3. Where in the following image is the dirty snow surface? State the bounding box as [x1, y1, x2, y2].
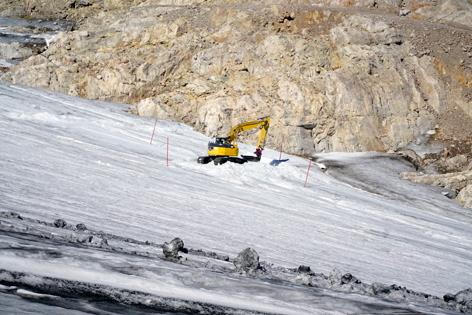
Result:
[1, 82, 471, 314]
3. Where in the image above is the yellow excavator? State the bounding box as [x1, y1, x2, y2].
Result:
[198, 116, 270, 165]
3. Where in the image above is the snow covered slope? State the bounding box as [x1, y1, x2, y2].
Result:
[1, 81, 471, 314]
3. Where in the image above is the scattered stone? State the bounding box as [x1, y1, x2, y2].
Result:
[372, 282, 391, 295]
[100, 238, 112, 249]
[163, 237, 185, 260]
[341, 273, 359, 285]
[442, 190, 457, 199]
[328, 268, 342, 285]
[76, 233, 93, 243]
[455, 288, 472, 305]
[54, 219, 67, 228]
[76, 223, 87, 231]
[234, 248, 260, 271]
[3, 212, 22, 220]
[445, 155, 469, 171]
[298, 265, 311, 273]
[444, 293, 456, 302]
[1, 210, 471, 313]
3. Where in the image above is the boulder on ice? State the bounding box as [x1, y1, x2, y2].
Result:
[76, 223, 88, 231]
[163, 237, 185, 260]
[234, 248, 260, 271]
[54, 219, 67, 228]
[445, 288, 472, 313]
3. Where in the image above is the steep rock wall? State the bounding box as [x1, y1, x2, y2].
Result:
[1, 0, 471, 158]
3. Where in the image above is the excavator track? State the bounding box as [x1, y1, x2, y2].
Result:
[198, 156, 249, 165]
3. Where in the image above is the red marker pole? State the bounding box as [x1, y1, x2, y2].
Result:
[304, 159, 312, 188]
[150, 118, 157, 144]
[279, 134, 284, 161]
[166, 137, 169, 166]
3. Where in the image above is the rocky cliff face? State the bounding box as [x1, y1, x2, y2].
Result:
[1, 2, 472, 167]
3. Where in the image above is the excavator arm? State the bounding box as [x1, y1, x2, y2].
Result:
[226, 116, 270, 148]
[254, 116, 270, 151]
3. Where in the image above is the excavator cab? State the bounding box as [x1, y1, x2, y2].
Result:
[208, 137, 238, 157]
[198, 116, 270, 165]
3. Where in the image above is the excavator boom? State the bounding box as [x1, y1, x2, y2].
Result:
[226, 116, 270, 146]
[198, 116, 270, 165]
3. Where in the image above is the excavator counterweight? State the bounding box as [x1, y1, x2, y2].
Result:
[198, 116, 270, 165]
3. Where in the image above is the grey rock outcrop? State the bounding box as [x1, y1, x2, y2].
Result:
[409, 0, 472, 28]
[0, 42, 33, 60]
[457, 184, 472, 209]
[401, 170, 472, 208]
[402, 170, 472, 192]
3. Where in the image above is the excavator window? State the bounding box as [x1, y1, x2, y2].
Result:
[215, 137, 227, 145]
